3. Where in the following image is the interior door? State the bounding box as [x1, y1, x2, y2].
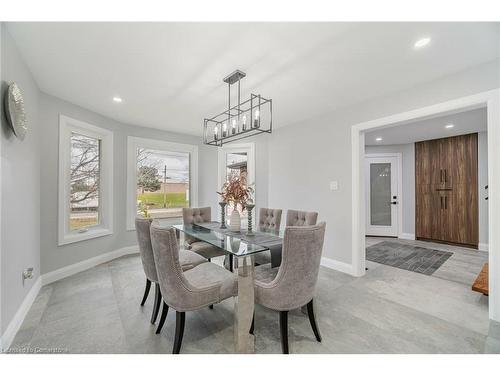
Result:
[365, 155, 400, 237]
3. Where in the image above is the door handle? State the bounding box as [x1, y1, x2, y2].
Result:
[444, 195, 447, 209]
[444, 169, 447, 183]
[390, 201, 398, 205]
[441, 196, 444, 209]
[440, 169, 443, 183]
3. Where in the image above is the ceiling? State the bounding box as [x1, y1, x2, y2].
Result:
[365, 107, 487, 145]
[6, 22, 500, 136]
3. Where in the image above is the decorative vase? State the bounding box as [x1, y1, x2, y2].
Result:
[246, 204, 255, 236]
[229, 209, 241, 232]
[219, 202, 227, 229]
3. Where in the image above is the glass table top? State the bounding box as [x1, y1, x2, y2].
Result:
[173, 222, 283, 257]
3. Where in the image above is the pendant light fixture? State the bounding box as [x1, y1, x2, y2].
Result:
[203, 70, 272, 146]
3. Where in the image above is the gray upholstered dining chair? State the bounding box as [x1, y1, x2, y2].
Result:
[286, 209, 318, 226]
[135, 217, 207, 328]
[251, 223, 326, 354]
[254, 208, 283, 265]
[182, 207, 226, 260]
[150, 223, 238, 354]
[258, 208, 283, 231]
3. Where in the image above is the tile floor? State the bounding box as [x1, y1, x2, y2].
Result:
[7, 237, 500, 354]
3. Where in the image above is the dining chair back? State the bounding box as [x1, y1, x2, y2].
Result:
[285, 209, 318, 227]
[258, 208, 283, 232]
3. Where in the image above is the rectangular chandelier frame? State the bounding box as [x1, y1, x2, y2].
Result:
[203, 70, 272, 147]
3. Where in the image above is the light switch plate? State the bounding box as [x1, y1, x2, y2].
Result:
[330, 181, 339, 191]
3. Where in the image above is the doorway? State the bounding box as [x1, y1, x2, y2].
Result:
[365, 154, 401, 237]
[351, 89, 500, 322]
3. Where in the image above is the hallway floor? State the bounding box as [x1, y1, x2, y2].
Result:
[8, 242, 500, 354]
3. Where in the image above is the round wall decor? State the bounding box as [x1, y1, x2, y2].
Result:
[4, 82, 28, 140]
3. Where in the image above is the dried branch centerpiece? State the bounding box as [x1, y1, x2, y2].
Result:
[217, 173, 254, 232]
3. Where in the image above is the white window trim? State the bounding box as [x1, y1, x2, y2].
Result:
[126, 136, 198, 231]
[217, 142, 256, 224]
[58, 115, 114, 245]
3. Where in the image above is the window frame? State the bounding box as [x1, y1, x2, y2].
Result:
[217, 142, 256, 224]
[126, 136, 198, 231]
[58, 115, 114, 245]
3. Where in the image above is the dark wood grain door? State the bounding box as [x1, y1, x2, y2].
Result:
[416, 184, 440, 240]
[416, 140, 443, 240]
[415, 133, 478, 248]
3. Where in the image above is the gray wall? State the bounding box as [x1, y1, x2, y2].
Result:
[268, 60, 500, 265]
[365, 143, 415, 236]
[39, 92, 203, 274]
[1, 25, 41, 335]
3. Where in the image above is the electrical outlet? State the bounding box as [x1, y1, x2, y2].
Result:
[330, 181, 339, 191]
[23, 267, 34, 281]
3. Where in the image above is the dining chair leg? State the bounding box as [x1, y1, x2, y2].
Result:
[209, 304, 214, 309]
[279, 311, 289, 354]
[140, 279, 151, 306]
[151, 283, 162, 324]
[249, 313, 255, 335]
[173, 311, 186, 354]
[155, 302, 169, 334]
[229, 254, 233, 272]
[306, 299, 322, 342]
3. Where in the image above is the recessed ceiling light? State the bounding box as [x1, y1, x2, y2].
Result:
[414, 37, 431, 49]
[113, 96, 122, 103]
[445, 124, 455, 129]
[375, 137, 383, 142]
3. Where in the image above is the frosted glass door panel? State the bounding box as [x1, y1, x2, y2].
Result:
[370, 163, 391, 226]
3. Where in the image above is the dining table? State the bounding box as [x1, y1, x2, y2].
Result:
[173, 221, 283, 353]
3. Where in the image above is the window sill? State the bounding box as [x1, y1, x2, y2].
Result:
[58, 228, 113, 246]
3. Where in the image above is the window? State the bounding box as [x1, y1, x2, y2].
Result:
[127, 137, 198, 230]
[59, 115, 113, 245]
[218, 143, 255, 221]
[70, 133, 100, 231]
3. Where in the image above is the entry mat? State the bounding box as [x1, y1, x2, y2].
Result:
[366, 241, 453, 275]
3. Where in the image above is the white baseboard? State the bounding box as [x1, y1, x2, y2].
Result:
[399, 233, 416, 240]
[0, 277, 42, 351]
[320, 257, 354, 275]
[42, 245, 139, 286]
[479, 243, 489, 252]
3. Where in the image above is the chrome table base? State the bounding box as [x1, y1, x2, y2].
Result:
[234, 255, 255, 353]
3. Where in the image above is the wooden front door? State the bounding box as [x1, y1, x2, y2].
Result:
[415, 133, 478, 248]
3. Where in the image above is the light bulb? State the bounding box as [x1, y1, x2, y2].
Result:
[222, 122, 227, 137]
[253, 110, 260, 128]
[231, 119, 236, 134]
[242, 115, 247, 131]
[214, 126, 218, 140]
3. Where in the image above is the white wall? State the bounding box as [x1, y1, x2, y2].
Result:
[365, 143, 415, 237]
[1, 25, 41, 336]
[268, 60, 500, 268]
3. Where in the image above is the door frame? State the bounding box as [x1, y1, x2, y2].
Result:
[351, 88, 500, 322]
[217, 142, 256, 224]
[365, 153, 403, 238]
